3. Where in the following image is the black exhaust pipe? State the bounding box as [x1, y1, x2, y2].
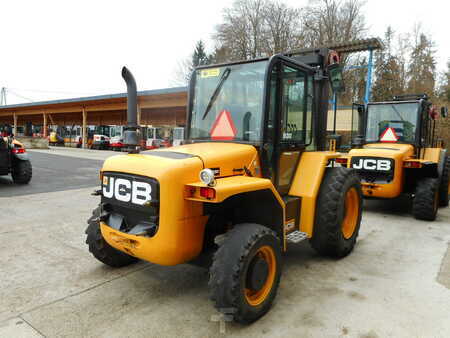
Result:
[121, 66, 140, 153]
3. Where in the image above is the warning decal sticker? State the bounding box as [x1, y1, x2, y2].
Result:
[380, 127, 399, 142]
[210, 110, 237, 140]
[200, 68, 220, 78]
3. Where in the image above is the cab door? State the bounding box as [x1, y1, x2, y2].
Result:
[269, 63, 313, 195]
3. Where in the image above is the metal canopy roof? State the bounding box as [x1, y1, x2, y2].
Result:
[0, 86, 187, 110]
[289, 37, 383, 55]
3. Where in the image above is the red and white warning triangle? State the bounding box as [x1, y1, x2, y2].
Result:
[210, 110, 237, 140]
[380, 127, 399, 142]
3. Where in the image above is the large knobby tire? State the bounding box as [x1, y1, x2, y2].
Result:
[310, 167, 363, 258]
[438, 156, 450, 207]
[209, 224, 282, 324]
[413, 177, 439, 221]
[85, 207, 139, 267]
[11, 160, 32, 184]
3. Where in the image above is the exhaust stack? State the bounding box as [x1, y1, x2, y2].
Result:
[121, 66, 140, 153]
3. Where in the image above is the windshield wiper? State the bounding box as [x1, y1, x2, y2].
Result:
[201, 67, 231, 120]
[390, 104, 404, 121]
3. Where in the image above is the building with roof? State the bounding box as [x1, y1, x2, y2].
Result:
[0, 87, 188, 147]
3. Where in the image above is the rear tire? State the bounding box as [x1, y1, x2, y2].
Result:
[85, 207, 139, 267]
[438, 156, 450, 207]
[413, 177, 439, 221]
[310, 167, 362, 258]
[209, 223, 282, 324]
[11, 160, 32, 184]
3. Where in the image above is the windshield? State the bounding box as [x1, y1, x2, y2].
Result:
[110, 126, 122, 137]
[366, 102, 419, 143]
[189, 61, 267, 142]
[95, 126, 111, 136]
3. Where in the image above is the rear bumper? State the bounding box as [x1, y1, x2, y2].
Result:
[100, 219, 206, 266]
[361, 182, 400, 198]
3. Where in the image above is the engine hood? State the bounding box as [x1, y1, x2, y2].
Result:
[145, 142, 260, 177]
[349, 143, 414, 159]
[101, 142, 260, 187]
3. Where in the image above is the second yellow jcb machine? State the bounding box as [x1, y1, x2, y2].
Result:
[85, 48, 364, 323]
[340, 94, 449, 221]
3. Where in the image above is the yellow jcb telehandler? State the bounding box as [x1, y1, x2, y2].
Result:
[339, 94, 449, 221]
[86, 48, 364, 323]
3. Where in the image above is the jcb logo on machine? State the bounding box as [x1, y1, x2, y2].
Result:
[352, 158, 392, 171]
[102, 176, 152, 205]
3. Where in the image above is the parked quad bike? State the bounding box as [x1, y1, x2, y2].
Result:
[0, 136, 32, 184]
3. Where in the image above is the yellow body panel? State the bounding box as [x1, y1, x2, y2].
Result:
[422, 147, 441, 163]
[100, 151, 208, 265]
[288, 151, 340, 237]
[186, 176, 282, 204]
[348, 143, 415, 198]
[99, 142, 262, 265]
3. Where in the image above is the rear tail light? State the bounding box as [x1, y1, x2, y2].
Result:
[404, 161, 422, 168]
[12, 148, 25, 154]
[335, 158, 348, 166]
[200, 187, 216, 199]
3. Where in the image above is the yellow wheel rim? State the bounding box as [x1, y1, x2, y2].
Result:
[244, 246, 276, 306]
[342, 187, 359, 239]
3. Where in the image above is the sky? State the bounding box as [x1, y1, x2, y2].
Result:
[1, 0, 448, 105]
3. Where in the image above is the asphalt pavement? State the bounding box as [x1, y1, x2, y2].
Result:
[0, 150, 103, 197]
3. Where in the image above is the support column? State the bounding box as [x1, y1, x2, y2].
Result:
[364, 48, 374, 106]
[43, 113, 47, 138]
[13, 113, 17, 136]
[82, 108, 87, 149]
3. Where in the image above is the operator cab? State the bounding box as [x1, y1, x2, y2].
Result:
[188, 50, 340, 194]
[351, 94, 441, 148]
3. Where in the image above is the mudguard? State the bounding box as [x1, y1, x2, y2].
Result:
[12, 153, 29, 161]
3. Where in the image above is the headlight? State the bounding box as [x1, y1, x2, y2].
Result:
[199, 168, 216, 186]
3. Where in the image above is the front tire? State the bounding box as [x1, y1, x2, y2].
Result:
[413, 177, 439, 221]
[310, 167, 363, 258]
[11, 160, 32, 184]
[439, 156, 450, 207]
[209, 224, 282, 324]
[85, 207, 139, 267]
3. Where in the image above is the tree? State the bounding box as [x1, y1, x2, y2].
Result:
[437, 60, 450, 104]
[371, 27, 405, 101]
[407, 27, 436, 97]
[192, 40, 210, 68]
[213, 0, 302, 62]
[301, 0, 367, 49]
[299, 0, 367, 104]
[172, 40, 210, 86]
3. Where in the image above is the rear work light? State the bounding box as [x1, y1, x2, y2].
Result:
[12, 148, 25, 154]
[200, 187, 216, 200]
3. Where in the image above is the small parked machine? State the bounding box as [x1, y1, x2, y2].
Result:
[0, 136, 32, 184]
[340, 94, 449, 220]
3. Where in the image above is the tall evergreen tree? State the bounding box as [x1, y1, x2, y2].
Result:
[407, 32, 436, 97]
[191, 40, 210, 69]
[372, 27, 404, 101]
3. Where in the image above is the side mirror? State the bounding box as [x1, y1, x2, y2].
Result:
[328, 63, 344, 93]
[441, 106, 448, 118]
